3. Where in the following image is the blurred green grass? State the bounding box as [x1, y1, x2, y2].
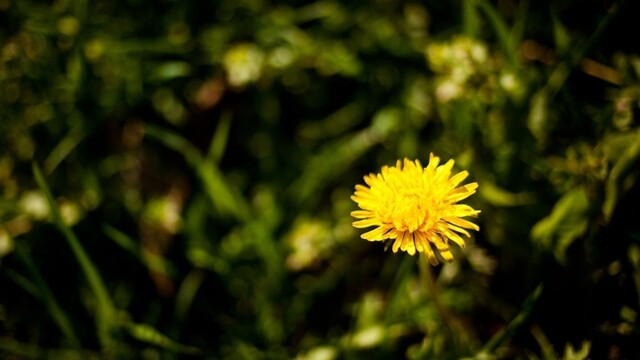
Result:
[1, 0, 640, 359]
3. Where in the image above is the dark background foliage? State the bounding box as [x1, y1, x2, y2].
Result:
[1, 0, 640, 358]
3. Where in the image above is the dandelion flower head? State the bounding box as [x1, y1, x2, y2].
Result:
[351, 154, 480, 265]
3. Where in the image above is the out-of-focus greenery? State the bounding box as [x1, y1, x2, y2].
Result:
[1, 0, 640, 358]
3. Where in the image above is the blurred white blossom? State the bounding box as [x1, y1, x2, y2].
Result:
[223, 43, 265, 87]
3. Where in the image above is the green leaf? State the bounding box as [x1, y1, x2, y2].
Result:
[603, 130, 640, 221]
[527, 90, 551, 146]
[562, 341, 591, 360]
[148, 61, 192, 81]
[478, 181, 535, 207]
[531, 186, 590, 263]
[530, 325, 557, 360]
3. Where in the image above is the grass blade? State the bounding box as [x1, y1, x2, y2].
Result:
[14, 240, 81, 349]
[123, 322, 202, 356]
[477, 0, 519, 70]
[544, 0, 625, 99]
[144, 123, 250, 221]
[482, 284, 543, 353]
[174, 269, 206, 324]
[0, 337, 41, 358]
[102, 224, 177, 277]
[43, 114, 88, 175]
[0, 337, 91, 359]
[32, 162, 116, 350]
[144, 123, 202, 167]
[207, 110, 232, 164]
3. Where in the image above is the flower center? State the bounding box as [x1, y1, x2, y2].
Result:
[391, 188, 430, 232]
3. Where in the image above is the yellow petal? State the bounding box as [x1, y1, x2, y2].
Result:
[446, 223, 471, 237]
[351, 210, 373, 219]
[393, 231, 406, 252]
[361, 226, 391, 241]
[445, 183, 478, 203]
[352, 218, 381, 228]
[446, 204, 480, 218]
[424, 243, 439, 265]
[443, 216, 480, 231]
[442, 228, 466, 248]
[434, 159, 455, 182]
[351, 198, 377, 210]
[405, 237, 416, 255]
[439, 249, 454, 262]
[401, 232, 415, 253]
[427, 153, 440, 170]
[448, 170, 469, 188]
[352, 193, 375, 202]
[355, 184, 370, 192]
[353, 190, 374, 199]
[430, 233, 450, 251]
[363, 174, 378, 186]
[387, 229, 400, 239]
[425, 231, 447, 247]
[414, 231, 427, 252]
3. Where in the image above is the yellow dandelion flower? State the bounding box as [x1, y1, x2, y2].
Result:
[351, 154, 480, 265]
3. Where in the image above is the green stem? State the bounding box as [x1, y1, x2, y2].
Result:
[418, 255, 475, 353]
[462, 0, 479, 37]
